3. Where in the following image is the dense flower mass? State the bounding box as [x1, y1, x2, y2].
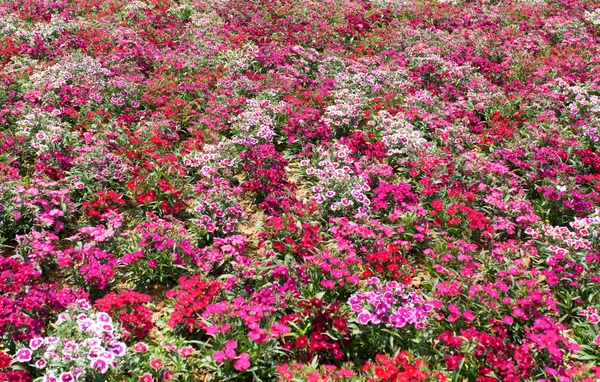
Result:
[349, 278, 434, 329]
[1, 0, 600, 380]
[14, 301, 127, 381]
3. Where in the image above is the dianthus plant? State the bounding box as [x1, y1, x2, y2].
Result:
[13, 299, 128, 382]
[349, 278, 434, 329]
[298, 142, 371, 220]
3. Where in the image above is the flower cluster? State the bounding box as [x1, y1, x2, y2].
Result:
[349, 278, 434, 329]
[281, 299, 351, 362]
[361, 352, 437, 382]
[94, 291, 154, 341]
[0, 255, 84, 343]
[14, 301, 127, 381]
[166, 276, 222, 332]
[191, 177, 247, 237]
[299, 142, 372, 219]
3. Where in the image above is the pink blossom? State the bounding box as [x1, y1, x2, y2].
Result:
[233, 353, 251, 371]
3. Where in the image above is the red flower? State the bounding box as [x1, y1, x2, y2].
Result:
[444, 354, 464, 370]
[295, 336, 308, 348]
[431, 199, 444, 211]
[0, 352, 11, 369]
[136, 191, 157, 204]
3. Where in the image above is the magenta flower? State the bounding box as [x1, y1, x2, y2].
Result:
[247, 327, 266, 343]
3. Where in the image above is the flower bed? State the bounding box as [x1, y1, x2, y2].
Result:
[1, 0, 600, 380]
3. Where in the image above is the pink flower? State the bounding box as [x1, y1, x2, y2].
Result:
[59, 372, 75, 382]
[224, 346, 237, 360]
[339, 369, 353, 377]
[97, 312, 112, 323]
[269, 323, 290, 337]
[121, 251, 143, 264]
[447, 304, 461, 322]
[150, 358, 163, 370]
[206, 324, 219, 336]
[463, 310, 475, 322]
[133, 342, 149, 352]
[29, 337, 44, 350]
[148, 260, 158, 268]
[357, 311, 371, 325]
[233, 353, 251, 371]
[16, 348, 32, 362]
[109, 342, 127, 357]
[248, 327, 267, 343]
[594, 335, 600, 346]
[91, 358, 109, 374]
[179, 346, 194, 358]
[139, 373, 154, 382]
[213, 350, 225, 363]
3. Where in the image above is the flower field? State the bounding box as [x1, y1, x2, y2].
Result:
[1, 0, 600, 380]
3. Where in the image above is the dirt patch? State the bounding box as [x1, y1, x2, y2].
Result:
[238, 199, 264, 256]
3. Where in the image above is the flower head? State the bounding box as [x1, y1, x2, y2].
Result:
[233, 353, 251, 371]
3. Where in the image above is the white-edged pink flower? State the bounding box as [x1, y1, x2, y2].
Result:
[44, 350, 59, 360]
[91, 358, 109, 374]
[100, 323, 114, 333]
[132, 342, 149, 353]
[109, 342, 127, 357]
[97, 312, 112, 324]
[78, 319, 93, 331]
[59, 372, 75, 382]
[149, 357, 163, 370]
[77, 299, 91, 310]
[87, 346, 103, 360]
[15, 348, 32, 362]
[86, 338, 102, 348]
[30, 337, 44, 350]
[99, 351, 115, 361]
